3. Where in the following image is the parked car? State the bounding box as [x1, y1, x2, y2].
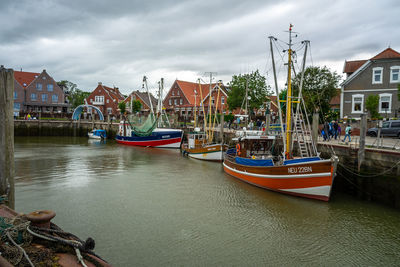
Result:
[367, 120, 400, 137]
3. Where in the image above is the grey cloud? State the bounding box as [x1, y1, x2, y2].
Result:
[1, 0, 399, 94]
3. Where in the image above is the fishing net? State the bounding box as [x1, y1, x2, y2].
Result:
[126, 113, 159, 137]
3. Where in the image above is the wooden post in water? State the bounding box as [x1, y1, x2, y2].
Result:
[220, 113, 224, 144]
[358, 113, 366, 172]
[312, 112, 319, 145]
[0, 66, 15, 209]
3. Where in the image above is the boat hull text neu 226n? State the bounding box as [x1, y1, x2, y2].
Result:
[223, 25, 338, 201]
[116, 126, 183, 148]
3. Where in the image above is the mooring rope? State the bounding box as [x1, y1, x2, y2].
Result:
[5, 227, 34, 267]
[338, 160, 400, 178]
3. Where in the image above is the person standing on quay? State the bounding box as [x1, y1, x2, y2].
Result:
[333, 121, 339, 140]
[343, 124, 352, 142]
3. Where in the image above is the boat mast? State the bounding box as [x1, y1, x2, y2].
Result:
[193, 90, 197, 128]
[245, 78, 249, 127]
[208, 72, 213, 142]
[143, 76, 154, 116]
[285, 24, 294, 158]
[268, 36, 287, 154]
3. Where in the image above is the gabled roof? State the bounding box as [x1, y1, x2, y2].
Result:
[175, 80, 219, 105]
[371, 48, 400, 60]
[14, 71, 40, 88]
[343, 60, 367, 74]
[127, 90, 157, 109]
[101, 85, 125, 101]
[343, 48, 400, 74]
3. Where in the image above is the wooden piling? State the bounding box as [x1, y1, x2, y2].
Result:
[0, 67, 15, 208]
[358, 113, 366, 172]
[220, 113, 224, 144]
[312, 113, 319, 144]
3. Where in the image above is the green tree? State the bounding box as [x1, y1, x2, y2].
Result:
[291, 66, 340, 121]
[398, 84, 400, 101]
[118, 101, 126, 115]
[57, 80, 89, 108]
[366, 94, 379, 119]
[227, 70, 271, 111]
[131, 100, 142, 113]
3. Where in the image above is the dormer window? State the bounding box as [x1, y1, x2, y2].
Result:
[372, 67, 383, 84]
[390, 66, 400, 83]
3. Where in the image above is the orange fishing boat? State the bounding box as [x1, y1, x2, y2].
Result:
[223, 25, 339, 201]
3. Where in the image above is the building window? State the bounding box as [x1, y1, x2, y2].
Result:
[221, 96, 225, 105]
[106, 99, 109, 103]
[379, 93, 392, 113]
[211, 96, 215, 105]
[177, 91, 180, 96]
[107, 108, 112, 114]
[90, 99, 93, 103]
[42, 94, 48, 102]
[174, 99, 177, 105]
[372, 67, 383, 84]
[14, 103, 20, 110]
[169, 99, 172, 105]
[36, 83, 42, 90]
[180, 98, 183, 105]
[47, 84, 53, 91]
[95, 96, 104, 103]
[351, 94, 364, 113]
[31, 93, 37, 101]
[390, 66, 400, 83]
[52, 94, 58, 103]
[14, 91, 17, 99]
[172, 91, 174, 96]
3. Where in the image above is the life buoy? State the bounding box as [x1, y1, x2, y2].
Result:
[236, 143, 241, 156]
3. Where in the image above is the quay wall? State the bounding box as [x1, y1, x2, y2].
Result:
[14, 120, 119, 138]
[14, 121, 400, 208]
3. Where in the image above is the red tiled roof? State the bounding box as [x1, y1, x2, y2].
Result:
[176, 80, 215, 105]
[14, 70, 40, 88]
[102, 85, 124, 101]
[371, 48, 400, 60]
[343, 60, 367, 74]
[329, 89, 341, 106]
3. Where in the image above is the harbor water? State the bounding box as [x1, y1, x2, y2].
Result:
[14, 137, 400, 266]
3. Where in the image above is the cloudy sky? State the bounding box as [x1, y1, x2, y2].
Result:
[1, 0, 399, 96]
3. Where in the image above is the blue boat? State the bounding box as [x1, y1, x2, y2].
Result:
[88, 129, 107, 139]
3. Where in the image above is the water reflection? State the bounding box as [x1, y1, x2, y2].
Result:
[14, 137, 400, 266]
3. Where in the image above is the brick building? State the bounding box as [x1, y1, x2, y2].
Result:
[85, 82, 125, 118]
[124, 90, 158, 114]
[13, 69, 68, 115]
[163, 79, 228, 118]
